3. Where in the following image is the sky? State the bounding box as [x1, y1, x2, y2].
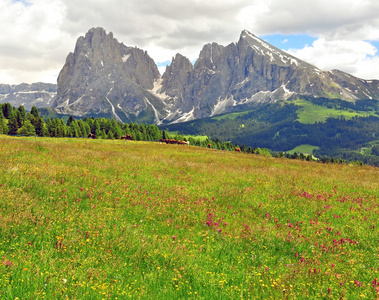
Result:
[1, 0, 379, 84]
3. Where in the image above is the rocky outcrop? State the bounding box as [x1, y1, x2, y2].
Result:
[0, 83, 56, 110]
[53, 27, 165, 123]
[51, 27, 379, 124]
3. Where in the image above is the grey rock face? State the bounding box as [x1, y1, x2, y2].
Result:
[51, 28, 379, 124]
[53, 27, 165, 123]
[0, 83, 56, 110]
[327, 69, 379, 100]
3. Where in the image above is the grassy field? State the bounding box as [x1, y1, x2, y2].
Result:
[165, 132, 209, 142]
[1, 136, 379, 299]
[288, 99, 376, 124]
[286, 144, 320, 155]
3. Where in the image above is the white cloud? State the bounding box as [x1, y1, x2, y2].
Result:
[0, 0, 379, 84]
[287, 39, 379, 80]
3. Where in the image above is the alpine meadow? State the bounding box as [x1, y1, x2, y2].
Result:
[1, 136, 378, 299]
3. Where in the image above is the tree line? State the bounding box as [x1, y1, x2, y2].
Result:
[1, 102, 375, 166]
[0, 103, 163, 141]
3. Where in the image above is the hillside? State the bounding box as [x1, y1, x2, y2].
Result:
[1, 136, 378, 299]
[163, 97, 379, 165]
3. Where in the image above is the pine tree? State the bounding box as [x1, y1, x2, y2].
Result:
[17, 120, 36, 136]
[2, 103, 13, 119]
[94, 120, 101, 136]
[16, 110, 23, 128]
[0, 110, 7, 134]
[107, 130, 114, 139]
[114, 126, 122, 139]
[17, 106, 26, 123]
[0, 119, 8, 134]
[78, 120, 90, 137]
[33, 117, 44, 136]
[66, 115, 74, 126]
[41, 124, 49, 137]
[8, 116, 19, 135]
[31, 106, 39, 118]
[45, 117, 53, 137]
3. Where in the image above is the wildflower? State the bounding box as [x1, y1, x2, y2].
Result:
[355, 280, 362, 287]
[172, 236, 177, 241]
[3, 260, 13, 267]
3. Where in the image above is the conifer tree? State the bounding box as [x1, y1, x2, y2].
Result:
[17, 120, 36, 136]
[114, 126, 122, 139]
[33, 117, 44, 136]
[0, 110, 7, 134]
[31, 106, 39, 118]
[66, 115, 74, 126]
[17, 106, 26, 123]
[2, 103, 13, 119]
[107, 130, 114, 139]
[8, 116, 19, 135]
[94, 120, 101, 137]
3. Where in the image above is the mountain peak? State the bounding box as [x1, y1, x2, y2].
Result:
[86, 27, 107, 36]
[240, 29, 256, 38]
[51, 27, 379, 125]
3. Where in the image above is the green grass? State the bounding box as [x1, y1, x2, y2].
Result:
[286, 144, 320, 155]
[211, 110, 252, 121]
[166, 131, 209, 141]
[1, 136, 379, 299]
[288, 99, 376, 124]
[324, 91, 341, 99]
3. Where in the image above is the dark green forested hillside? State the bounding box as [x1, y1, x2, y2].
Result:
[162, 98, 379, 166]
[0, 103, 163, 141]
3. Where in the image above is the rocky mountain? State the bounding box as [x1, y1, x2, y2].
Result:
[0, 83, 56, 111]
[51, 28, 379, 124]
[53, 27, 165, 123]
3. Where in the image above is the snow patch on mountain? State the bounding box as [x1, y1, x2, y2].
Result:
[122, 54, 130, 62]
[105, 97, 123, 122]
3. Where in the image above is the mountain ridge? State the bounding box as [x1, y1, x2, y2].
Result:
[1, 27, 379, 124]
[0, 82, 57, 110]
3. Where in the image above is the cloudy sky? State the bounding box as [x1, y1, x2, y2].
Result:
[1, 0, 379, 84]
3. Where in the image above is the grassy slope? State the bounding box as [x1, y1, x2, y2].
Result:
[1, 136, 379, 299]
[165, 131, 209, 142]
[288, 99, 376, 124]
[286, 144, 320, 155]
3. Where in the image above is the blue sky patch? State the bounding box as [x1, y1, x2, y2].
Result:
[260, 34, 317, 50]
[12, 0, 31, 6]
[156, 60, 171, 67]
[367, 40, 379, 56]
